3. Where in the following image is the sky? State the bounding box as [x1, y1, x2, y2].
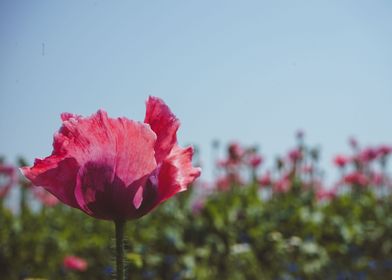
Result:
[1, 0, 392, 183]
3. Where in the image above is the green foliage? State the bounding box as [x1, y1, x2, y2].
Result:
[1, 183, 391, 279]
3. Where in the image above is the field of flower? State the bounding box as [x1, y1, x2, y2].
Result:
[1, 131, 391, 280]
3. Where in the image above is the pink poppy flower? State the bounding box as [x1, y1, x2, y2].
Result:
[228, 142, 244, 162]
[248, 154, 263, 168]
[21, 97, 201, 220]
[0, 164, 18, 198]
[273, 177, 291, 193]
[344, 171, 368, 187]
[288, 148, 302, 162]
[216, 176, 231, 191]
[333, 155, 349, 168]
[259, 171, 272, 187]
[377, 145, 392, 157]
[215, 174, 243, 191]
[359, 147, 378, 163]
[370, 172, 385, 186]
[63, 255, 88, 271]
[316, 187, 337, 202]
[217, 159, 239, 169]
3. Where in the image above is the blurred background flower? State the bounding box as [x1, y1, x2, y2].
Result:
[63, 255, 88, 272]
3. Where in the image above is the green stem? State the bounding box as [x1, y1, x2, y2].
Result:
[115, 220, 126, 280]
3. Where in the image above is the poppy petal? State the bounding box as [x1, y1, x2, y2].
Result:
[144, 96, 180, 163]
[21, 156, 80, 208]
[74, 161, 150, 220]
[55, 109, 157, 186]
[156, 145, 201, 204]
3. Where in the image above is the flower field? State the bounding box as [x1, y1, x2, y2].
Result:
[1, 132, 392, 279]
[2, 0, 391, 278]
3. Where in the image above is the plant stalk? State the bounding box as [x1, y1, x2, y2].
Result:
[115, 219, 126, 280]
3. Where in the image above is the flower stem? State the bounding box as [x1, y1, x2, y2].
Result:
[115, 219, 126, 280]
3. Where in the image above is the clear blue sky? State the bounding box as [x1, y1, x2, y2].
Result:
[1, 0, 391, 183]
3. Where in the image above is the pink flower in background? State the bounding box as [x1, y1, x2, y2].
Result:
[21, 96, 201, 220]
[344, 171, 368, 187]
[288, 148, 302, 162]
[370, 172, 385, 186]
[359, 147, 378, 163]
[333, 155, 349, 168]
[248, 154, 263, 168]
[304, 179, 323, 191]
[63, 255, 88, 271]
[216, 176, 231, 191]
[274, 177, 291, 193]
[217, 159, 239, 169]
[259, 171, 272, 187]
[33, 187, 60, 207]
[377, 145, 392, 157]
[0, 164, 18, 198]
[216, 174, 243, 191]
[316, 187, 337, 202]
[228, 142, 244, 162]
